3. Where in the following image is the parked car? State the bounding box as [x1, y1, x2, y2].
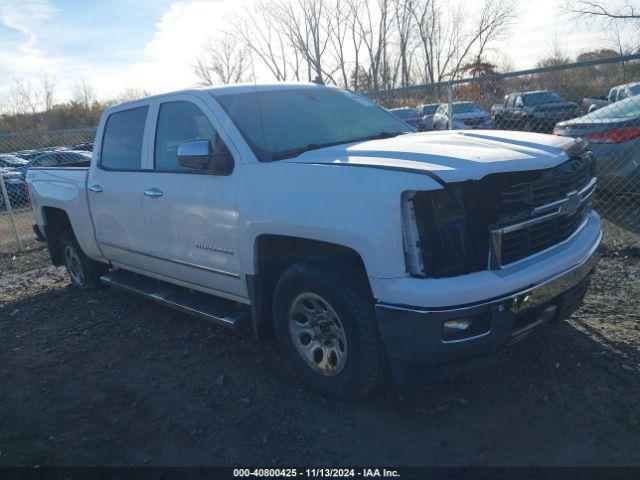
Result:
[0, 168, 29, 210]
[416, 103, 439, 131]
[582, 81, 640, 113]
[492, 90, 580, 133]
[554, 94, 640, 192]
[64, 142, 94, 152]
[389, 107, 424, 130]
[432, 101, 492, 130]
[27, 83, 601, 398]
[12, 150, 43, 161]
[0, 154, 29, 170]
[10, 150, 91, 181]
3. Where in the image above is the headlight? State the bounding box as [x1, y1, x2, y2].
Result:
[402, 187, 477, 278]
[401, 191, 425, 277]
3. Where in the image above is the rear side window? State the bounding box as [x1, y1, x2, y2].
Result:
[101, 106, 148, 170]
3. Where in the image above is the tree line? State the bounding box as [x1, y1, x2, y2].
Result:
[0, 76, 149, 134]
[194, 0, 518, 90]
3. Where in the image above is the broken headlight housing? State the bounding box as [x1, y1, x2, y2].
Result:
[402, 185, 488, 278]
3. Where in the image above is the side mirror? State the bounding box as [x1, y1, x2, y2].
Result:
[515, 99, 523, 108]
[178, 140, 211, 169]
[178, 140, 234, 175]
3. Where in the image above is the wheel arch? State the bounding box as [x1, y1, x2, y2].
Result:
[247, 234, 371, 342]
[41, 206, 73, 266]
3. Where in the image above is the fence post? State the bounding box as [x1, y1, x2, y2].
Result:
[447, 83, 454, 130]
[0, 174, 22, 252]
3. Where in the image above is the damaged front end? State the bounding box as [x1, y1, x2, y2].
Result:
[401, 148, 597, 278]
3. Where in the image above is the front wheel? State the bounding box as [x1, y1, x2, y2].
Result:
[273, 258, 387, 398]
[59, 231, 108, 289]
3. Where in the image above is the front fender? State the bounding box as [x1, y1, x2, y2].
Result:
[237, 162, 442, 281]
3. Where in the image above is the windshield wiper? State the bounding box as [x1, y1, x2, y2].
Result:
[353, 131, 406, 142]
[271, 132, 407, 161]
[272, 143, 324, 161]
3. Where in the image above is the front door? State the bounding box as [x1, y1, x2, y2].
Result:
[140, 97, 245, 300]
[88, 105, 151, 270]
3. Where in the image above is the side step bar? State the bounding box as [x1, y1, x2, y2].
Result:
[101, 271, 251, 330]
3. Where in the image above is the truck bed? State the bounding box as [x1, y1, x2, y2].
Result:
[26, 166, 103, 261]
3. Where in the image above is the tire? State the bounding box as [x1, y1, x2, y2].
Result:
[273, 257, 387, 398]
[59, 230, 108, 289]
[523, 118, 535, 132]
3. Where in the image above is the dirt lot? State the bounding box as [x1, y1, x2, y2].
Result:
[0, 221, 639, 467]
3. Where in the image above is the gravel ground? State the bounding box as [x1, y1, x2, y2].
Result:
[0, 221, 639, 467]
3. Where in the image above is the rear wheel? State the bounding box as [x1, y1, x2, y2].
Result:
[273, 257, 387, 398]
[59, 231, 108, 289]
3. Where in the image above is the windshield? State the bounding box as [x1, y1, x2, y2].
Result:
[214, 87, 410, 161]
[628, 84, 640, 95]
[583, 95, 640, 119]
[0, 155, 28, 167]
[391, 108, 418, 119]
[523, 91, 563, 106]
[452, 103, 482, 114]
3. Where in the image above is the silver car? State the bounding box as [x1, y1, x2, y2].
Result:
[554, 95, 640, 192]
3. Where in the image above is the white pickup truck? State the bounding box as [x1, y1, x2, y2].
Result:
[27, 83, 602, 398]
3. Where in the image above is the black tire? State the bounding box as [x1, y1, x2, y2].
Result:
[523, 118, 535, 132]
[59, 230, 108, 289]
[273, 257, 387, 398]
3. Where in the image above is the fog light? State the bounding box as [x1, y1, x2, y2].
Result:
[442, 313, 492, 342]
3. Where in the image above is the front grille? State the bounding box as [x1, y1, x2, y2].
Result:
[499, 201, 590, 265]
[491, 154, 596, 267]
[499, 155, 594, 215]
[463, 118, 485, 126]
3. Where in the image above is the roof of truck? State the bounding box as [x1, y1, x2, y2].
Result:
[106, 82, 335, 111]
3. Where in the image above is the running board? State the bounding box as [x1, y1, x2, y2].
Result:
[101, 271, 251, 330]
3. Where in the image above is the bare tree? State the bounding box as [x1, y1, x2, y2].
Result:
[73, 78, 95, 109]
[40, 73, 56, 111]
[194, 34, 250, 85]
[392, 0, 416, 88]
[228, 3, 296, 81]
[409, 0, 516, 83]
[270, 0, 335, 83]
[9, 78, 41, 115]
[117, 88, 152, 102]
[350, 0, 393, 90]
[564, 0, 640, 21]
[327, 0, 351, 87]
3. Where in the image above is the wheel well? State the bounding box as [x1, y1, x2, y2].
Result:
[41, 207, 72, 266]
[248, 235, 369, 342]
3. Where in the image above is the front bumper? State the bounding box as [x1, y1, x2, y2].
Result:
[375, 229, 601, 383]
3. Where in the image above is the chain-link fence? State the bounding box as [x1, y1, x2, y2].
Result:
[2, 56, 640, 254]
[0, 128, 96, 254]
[371, 54, 640, 237]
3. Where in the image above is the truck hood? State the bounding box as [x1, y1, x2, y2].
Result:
[285, 130, 581, 183]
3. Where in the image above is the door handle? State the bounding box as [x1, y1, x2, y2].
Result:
[88, 183, 103, 193]
[143, 188, 163, 198]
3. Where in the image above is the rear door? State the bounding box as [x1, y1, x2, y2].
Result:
[87, 105, 152, 269]
[139, 95, 245, 301]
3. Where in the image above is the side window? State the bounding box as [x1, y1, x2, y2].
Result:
[101, 106, 148, 170]
[38, 155, 57, 167]
[618, 88, 629, 101]
[154, 101, 224, 171]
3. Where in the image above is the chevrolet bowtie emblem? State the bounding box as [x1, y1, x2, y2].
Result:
[559, 191, 581, 216]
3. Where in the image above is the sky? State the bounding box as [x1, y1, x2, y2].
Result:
[0, 0, 625, 104]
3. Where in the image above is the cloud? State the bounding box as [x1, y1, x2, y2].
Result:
[91, 0, 249, 98]
[0, 0, 56, 63]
